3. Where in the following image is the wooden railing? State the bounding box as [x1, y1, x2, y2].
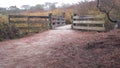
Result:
[8, 15, 50, 33]
[8, 13, 66, 33]
[49, 13, 66, 29]
[72, 15, 106, 31]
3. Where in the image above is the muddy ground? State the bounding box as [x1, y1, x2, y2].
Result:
[0, 25, 120, 68]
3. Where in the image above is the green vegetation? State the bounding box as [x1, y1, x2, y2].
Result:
[0, 23, 22, 41]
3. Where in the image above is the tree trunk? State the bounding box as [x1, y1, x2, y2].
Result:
[97, 0, 119, 29]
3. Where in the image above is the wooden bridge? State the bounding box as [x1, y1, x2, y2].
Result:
[8, 13, 108, 33]
[8, 13, 66, 33]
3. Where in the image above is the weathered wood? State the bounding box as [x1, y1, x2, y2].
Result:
[27, 16, 30, 33]
[50, 13, 66, 29]
[73, 26, 105, 31]
[29, 20, 49, 24]
[72, 14, 106, 31]
[28, 16, 49, 18]
[9, 15, 27, 18]
[8, 13, 66, 32]
[9, 15, 50, 33]
[8, 15, 10, 25]
[73, 21, 105, 24]
[9, 15, 49, 18]
[9, 20, 26, 23]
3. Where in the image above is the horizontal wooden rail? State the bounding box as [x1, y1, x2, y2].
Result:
[72, 15, 106, 31]
[9, 15, 49, 18]
[8, 13, 66, 33]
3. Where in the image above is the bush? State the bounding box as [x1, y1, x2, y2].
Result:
[0, 23, 22, 41]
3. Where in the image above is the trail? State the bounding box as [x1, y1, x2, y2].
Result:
[1, 25, 119, 68]
[0, 25, 95, 68]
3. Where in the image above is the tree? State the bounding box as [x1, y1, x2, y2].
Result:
[8, 6, 20, 14]
[30, 4, 44, 11]
[35, 4, 44, 10]
[97, 0, 120, 29]
[60, 3, 71, 9]
[76, 1, 100, 15]
[45, 2, 57, 10]
[0, 7, 7, 14]
[21, 5, 30, 10]
[8, 6, 19, 10]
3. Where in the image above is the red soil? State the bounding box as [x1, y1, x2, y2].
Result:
[0, 25, 120, 68]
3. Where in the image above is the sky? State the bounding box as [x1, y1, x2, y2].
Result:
[0, 0, 86, 8]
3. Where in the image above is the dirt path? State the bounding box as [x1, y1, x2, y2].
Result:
[0, 25, 96, 68]
[1, 25, 119, 68]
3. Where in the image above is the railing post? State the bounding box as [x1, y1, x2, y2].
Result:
[49, 13, 52, 29]
[71, 13, 77, 29]
[8, 15, 10, 25]
[62, 12, 65, 18]
[62, 12, 66, 25]
[27, 16, 30, 33]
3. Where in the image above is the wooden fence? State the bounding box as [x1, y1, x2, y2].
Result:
[8, 15, 50, 33]
[8, 13, 66, 33]
[71, 14, 106, 31]
[49, 13, 66, 29]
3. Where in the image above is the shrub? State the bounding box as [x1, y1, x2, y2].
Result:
[0, 23, 22, 41]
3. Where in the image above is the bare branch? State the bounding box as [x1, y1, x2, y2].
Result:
[97, 0, 117, 23]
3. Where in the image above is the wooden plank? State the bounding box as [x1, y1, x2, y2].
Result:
[73, 26, 105, 31]
[73, 16, 80, 19]
[10, 20, 49, 24]
[15, 22, 28, 28]
[10, 20, 26, 23]
[17, 27, 28, 29]
[30, 27, 41, 30]
[28, 16, 49, 18]
[19, 29, 28, 33]
[9, 15, 49, 19]
[18, 26, 41, 28]
[29, 21, 49, 24]
[73, 21, 105, 24]
[9, 15, 27, 18]
[73, 16, 104, 19]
